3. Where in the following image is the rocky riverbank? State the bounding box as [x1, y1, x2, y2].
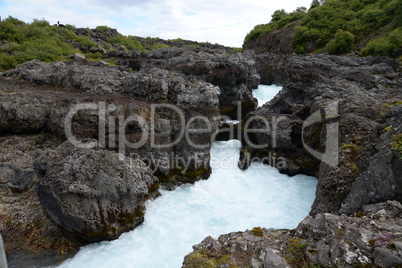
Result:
[0, 46, 260, 266]
[184, 51, 402, 267]
[183, 201, 402, 268]
[0, 42, 401, 267]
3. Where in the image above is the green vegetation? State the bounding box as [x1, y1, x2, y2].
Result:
[293, 0, 402, 56]
[96, 25, 112, 33]
[244, 0, 402, 57]
[244, 7, 307, 43]
[391, 133, 402, 159]
[0, 16, 234, 71]
[0, 16, 162, 71]
[183, 250, 238, 268]
[251, 227, 264, 237]
[0, 16, 99, 70]
[362, 27, 402, 57]
[325, 30, 355, 54]
[106, 35, 146, 52]
[285, 238, 318, 267]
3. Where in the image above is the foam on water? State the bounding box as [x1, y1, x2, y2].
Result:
[57, 85, 316, 268]
[252, 84, 282, 107]
[58, 140, 316, 268]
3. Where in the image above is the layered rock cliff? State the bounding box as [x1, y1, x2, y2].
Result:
[243, 53, 402, 215]
[0, 47, 260, 266]
[183, 51, 402, 267]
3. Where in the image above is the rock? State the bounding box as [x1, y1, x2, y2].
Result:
[238, 53, 402, 215]
[0, 234, 7, 268]
[192, 236, 221, 252]
[0, 56, 222, 264]
[89, 46, 98, 53]
[0, 135, 84, 267]
[121, 47, 260, 119]
[5, 60, 220, 103]
[338, 107, 402, 215]
[97, 60, 109, 67]
[0, 72, 220, 187]
[71, 53, 86, 62]
[35, 140, 159, 242]
[373, 247, 402, 268]
[261, 248, 289, 268]
[89, 46, 107, 55]
[394, 241, 402, 257]
[185, 201, 402, 267]
[243, 21, 298, 54]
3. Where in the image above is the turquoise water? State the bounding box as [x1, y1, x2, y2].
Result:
[252, 84, 282, 107]
[57, 85, 316, 268]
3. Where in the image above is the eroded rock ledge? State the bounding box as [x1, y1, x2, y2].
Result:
[186, 52, 401, 268]
[183, 201, 402, 268]
[239, 53, 402, 215]
[0, 47, 260, 266]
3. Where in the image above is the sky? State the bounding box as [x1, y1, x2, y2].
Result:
[0, 0, 313, 47]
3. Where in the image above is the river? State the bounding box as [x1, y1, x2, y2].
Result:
[56, 85, 317, 268]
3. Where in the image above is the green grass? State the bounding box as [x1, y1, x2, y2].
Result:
[0, 16, 95, 70]
[0, 16, 147, 71]
[391, 133, 402, 159]
[106, 35, 147, 52]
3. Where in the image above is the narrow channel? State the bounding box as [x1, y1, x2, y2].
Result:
[57, 85, 317, 268]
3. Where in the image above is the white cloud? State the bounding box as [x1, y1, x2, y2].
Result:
[1, 0, 313, 47]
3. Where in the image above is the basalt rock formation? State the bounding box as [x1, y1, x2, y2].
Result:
[242, 21, 298, 55]
[1, 32, 402, 268]
[119, 47, 260, 118]
[0, 47, 260, 266]
[4, 59, 221, 185]
[239, 53, 402, 215]
[183, 201, 402, 268]
[185, 52, 402, 267]
[35, 140, 159, 243]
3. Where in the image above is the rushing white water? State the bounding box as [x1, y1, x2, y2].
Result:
[57, 85, 317, 268]
[252, 84, 282, 107]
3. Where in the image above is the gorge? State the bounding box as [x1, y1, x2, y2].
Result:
[0, 13, 401, 267]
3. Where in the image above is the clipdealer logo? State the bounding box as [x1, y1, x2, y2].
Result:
[64, 101, 339, 167]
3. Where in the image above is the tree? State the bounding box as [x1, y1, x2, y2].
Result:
[271, 9, 288, 22]
[326, 30, 355, 54]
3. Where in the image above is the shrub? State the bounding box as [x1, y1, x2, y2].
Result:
[244, 7, 307, 43]
[326, 30, 355, 54]
[107, 35, 147, 52]
[96, 26, 111, 33]
[0, 53, 18, 71]
[249, 0, 401, 57]
[75, 35, 97, 52]
[391, 134, 402, 159]
[362, 27, 402, 57]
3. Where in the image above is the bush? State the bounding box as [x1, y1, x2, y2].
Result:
[326, 30, 355, 54]
[247, 0, 402, 57]
[0, 53, 18, 71]
[96, 26, 111, 33]
[107, 35, 146, 52]
[362, 27, 402, 57]
[75, 35, 97, 52]
[244, 7, 307, 43]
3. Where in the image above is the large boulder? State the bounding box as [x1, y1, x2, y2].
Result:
[35, 140, 159, 242]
